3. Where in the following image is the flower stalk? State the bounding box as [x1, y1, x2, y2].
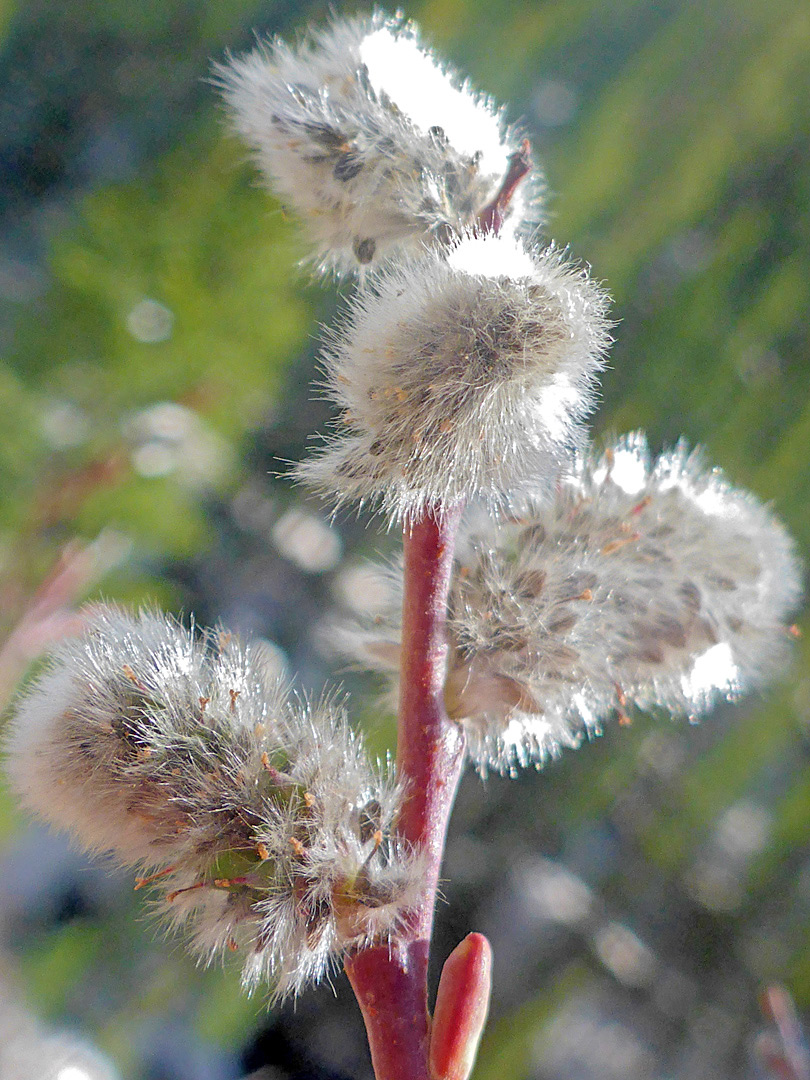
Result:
[344, 118, 534, 1076]
[341, 76, 536, 1066]
[345, 503, 465, 1080]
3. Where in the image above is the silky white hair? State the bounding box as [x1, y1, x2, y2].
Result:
[296, 233, 611, 522]
[215, 11, 539, 273]
[340, 434, 802, 774]
[5, 606, 423, 999]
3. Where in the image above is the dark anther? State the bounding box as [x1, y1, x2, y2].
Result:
[353, 237, 377, 263]
[334, 153, 365, 182]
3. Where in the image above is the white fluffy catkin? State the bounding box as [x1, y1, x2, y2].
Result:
[215, 11, 537, 273]
[4, 606, 422, 999]
[343, 434, 802, 775]
[295, 233, 611, 521]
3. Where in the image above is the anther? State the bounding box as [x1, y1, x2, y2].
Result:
[601, 532, 641, 555]
[122, 665, 149, 692]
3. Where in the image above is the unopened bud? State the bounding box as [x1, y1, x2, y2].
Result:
[430, 933, 493, 1080]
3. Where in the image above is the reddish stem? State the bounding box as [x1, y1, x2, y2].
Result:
[345, 504, 465, 1080]
[396, 502, 466, 933]
[477, 140, 533, 235]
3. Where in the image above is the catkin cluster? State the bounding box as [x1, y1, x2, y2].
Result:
[5, 608, 421, 998]
[216, 11, 537, 274]
[4, 9, 802, 1018]
[343, 435, 802, 774]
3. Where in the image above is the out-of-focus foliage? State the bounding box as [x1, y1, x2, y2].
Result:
[0, 0, 807, 1078]
[2, 129, 311, 574]
[15, 138, 309, 555]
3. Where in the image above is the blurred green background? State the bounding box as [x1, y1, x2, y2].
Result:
[0, 0, 808, 1078]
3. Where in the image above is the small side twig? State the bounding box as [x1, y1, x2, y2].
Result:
[756, 986, 810, 1080]
[0, 533, 124, 711]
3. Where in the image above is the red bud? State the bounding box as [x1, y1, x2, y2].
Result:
[430, 933, 492, 1080]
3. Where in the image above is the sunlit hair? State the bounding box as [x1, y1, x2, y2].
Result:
[215, 11, 538, 273]
[4, 607, 422, 998]
[341, 434, 802, 774]
[295, 233, 611, 522]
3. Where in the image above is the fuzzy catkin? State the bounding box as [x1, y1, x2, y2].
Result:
[296, 233, 611, 521]
[343, 435, 802, 774]
[4, 607, 422, 999]
[215, 11, 537, 273]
